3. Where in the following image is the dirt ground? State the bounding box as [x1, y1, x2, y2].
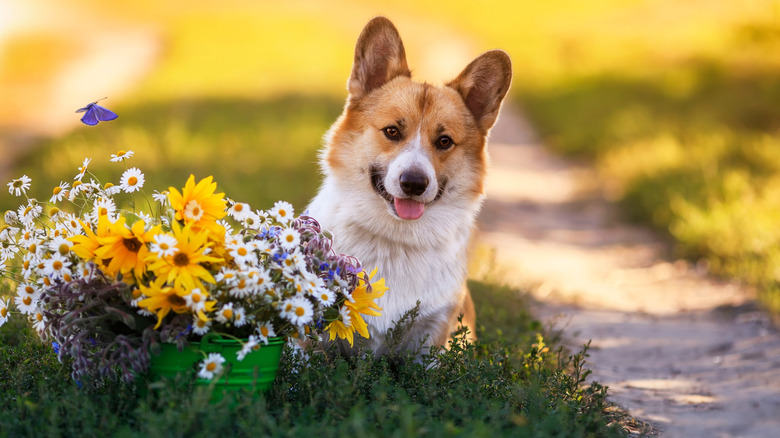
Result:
[478, 104, 780, 437]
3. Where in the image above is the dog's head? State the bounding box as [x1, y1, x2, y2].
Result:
[322, 17, 511, 224]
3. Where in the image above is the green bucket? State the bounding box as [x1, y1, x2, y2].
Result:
[148, 333, 285, 396]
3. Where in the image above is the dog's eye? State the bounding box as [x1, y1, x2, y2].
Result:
[382, 126, 401, 141]
[436, 135, 453, 150]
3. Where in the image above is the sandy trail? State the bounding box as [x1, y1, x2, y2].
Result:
[478, 104, 780, 437]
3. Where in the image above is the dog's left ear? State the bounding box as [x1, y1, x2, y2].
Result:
[447, 50, 512, 133]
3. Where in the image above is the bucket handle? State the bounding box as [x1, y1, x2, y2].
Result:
[200, 333, 224, 353]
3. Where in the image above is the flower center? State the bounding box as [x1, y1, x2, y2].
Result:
[184, 200, 204, 221]
[53, 186, 62, 195]
[99, 207, 108, 216]
[13, 180, 22, 188]
[52, 260, 63, 270]
[234, 204, 243, 212]
[222, 309, 233, 319]
[167, 294, 186, 307]
[128, 176, 138, 186]
[192, 294, 202, 303]
[23, 296, 32, 305]
[58, 244, 70, 255]
[286, 235, 294, 243]
[173, 252, 190, 266]
[25, 286, 35, 295]
[0, 307, 7, 317]
[35, 313, 43, 322]
[123, 237, 142, 252]
[260, 326, 269, 337]
[206, 362, 217, 372]
[196, 319, 207, 328]
[295, 307, 305, 317]
[237, 247, 247, 256]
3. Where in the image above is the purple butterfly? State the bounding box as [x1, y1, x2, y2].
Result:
[76, 97, 118, 126]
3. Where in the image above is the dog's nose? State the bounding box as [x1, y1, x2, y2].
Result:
[400, 171, 428, 197]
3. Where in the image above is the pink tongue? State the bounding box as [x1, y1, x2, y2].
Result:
[394, 197, 425, 220]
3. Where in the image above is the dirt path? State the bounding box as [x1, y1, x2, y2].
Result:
[477, 104, 780, 437]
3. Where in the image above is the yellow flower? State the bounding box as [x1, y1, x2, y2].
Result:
[68, 217, 111, 264]
[137, 278, 190, 329]
[94, 217, 160, 279]
[145, 221, 222, 293]
[326, 268, 387, 347]
[167, 175, 227, 236]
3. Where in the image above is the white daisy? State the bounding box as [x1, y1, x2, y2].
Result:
[248, 268, 271, 292]
[49, 236, 73, 256]
[4, 210, 19, 225]
[197, 353, 226, 380]
[90, 197, 117, 223]
[183, 200, 204, 221]
[17, 201, 42, 225]
[49, 181, 70, 203]
[14, 283, 40, 315]
[241, 211, 262, 229]
[192, 316, 212, 335]
[119, 167, 145, 193]
[7, 175, 32, 197]
[315, 288, 336, 307]
[236, 335, 261, 361]
[283, 296, 313, 326]
[150, 233, 178, 258]
[110, 149, 134, 162]
[233, 306, 249, 327]
[183, 288, 209, 314]
[44, 253, 72, 280]
[75, 158, 91, 181]
[215, 267, 239, 285]
[58, 213, 80, 232]
[229, 276, 254, 299]
[227, 240, 256, 266]
[339, 305, 352, 328]
[102, 183, 122, 197]
[136, 210, 154, 223]
[278, 227, 300, 251]
[32, 310, 47, 334]
[270, 200, 294, 224]
[152, 190, 168, 204]
[0, 297, 8, 327]
[216, 303, 234, 323]
[227, 202, 252, 221]
[256, 322, 276, 344]
[76, 261, 98, 283]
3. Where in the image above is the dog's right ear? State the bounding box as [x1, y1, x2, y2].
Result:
[348, 17, 411, 100]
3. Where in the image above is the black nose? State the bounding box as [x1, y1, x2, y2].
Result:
[400, 171, 429, 197]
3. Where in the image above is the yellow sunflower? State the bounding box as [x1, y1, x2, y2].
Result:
[167, 175, 227, 236]
[137, 278, 189, 329]
[145, 221, 222, 293]
[94, 217, 160, 279]
[326, 268, 387, 347]
[68, 217, 111, 264]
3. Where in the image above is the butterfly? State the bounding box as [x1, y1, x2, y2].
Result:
[76, 97, 118, 126]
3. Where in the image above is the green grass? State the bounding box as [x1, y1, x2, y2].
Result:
[0, 281, 635, 437]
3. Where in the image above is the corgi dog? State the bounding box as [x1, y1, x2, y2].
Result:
[308, 17, 511, 355]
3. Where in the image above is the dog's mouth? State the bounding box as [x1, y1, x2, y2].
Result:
[369, 165, 447, 220]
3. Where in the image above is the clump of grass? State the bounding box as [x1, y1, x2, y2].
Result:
[0, 280, 635, 437]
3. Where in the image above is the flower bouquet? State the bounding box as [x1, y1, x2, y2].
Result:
[0, 151, 386, 388]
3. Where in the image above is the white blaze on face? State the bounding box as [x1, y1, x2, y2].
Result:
[384, 128, 438, 220]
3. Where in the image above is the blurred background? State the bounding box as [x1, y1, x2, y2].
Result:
[1, 0, 779, 313]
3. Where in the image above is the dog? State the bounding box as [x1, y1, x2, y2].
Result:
[307, 17, 511, 355]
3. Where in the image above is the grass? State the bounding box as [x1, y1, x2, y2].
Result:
[0, 280, 637, 437]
